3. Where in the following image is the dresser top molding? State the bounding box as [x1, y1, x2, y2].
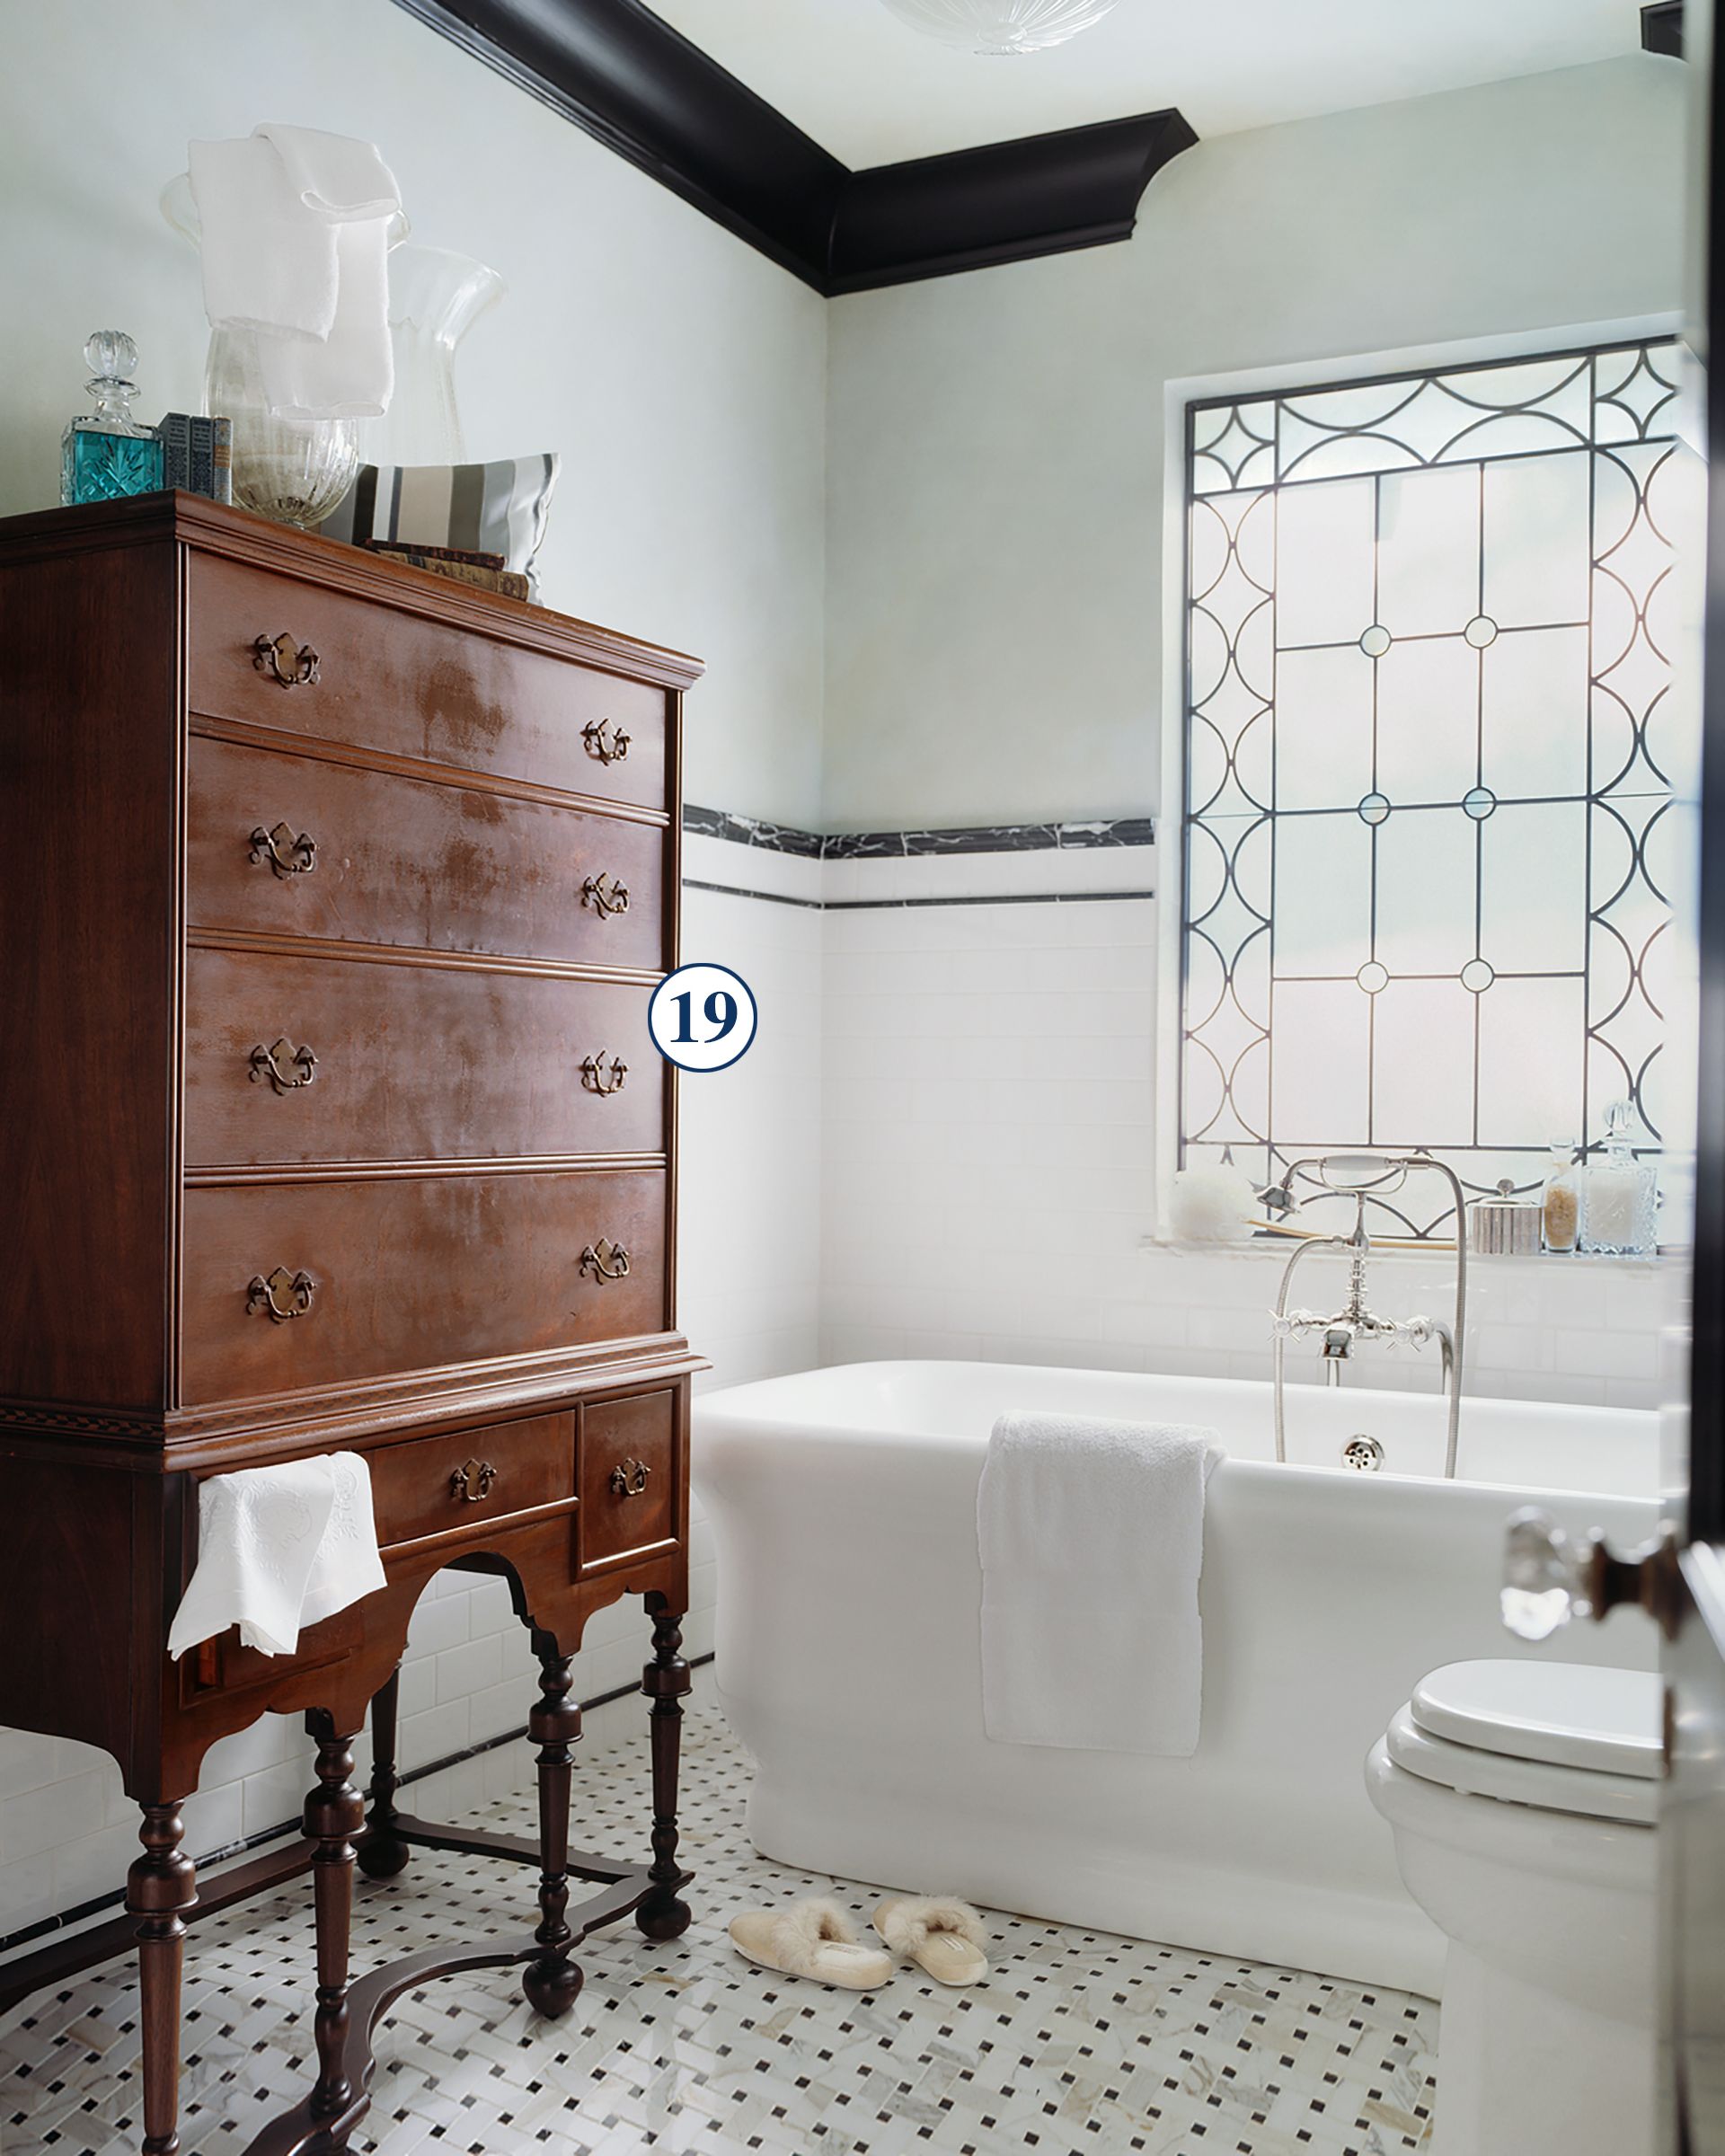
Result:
[0, 493, 705, 694]
[0, 1334, 706, 1472]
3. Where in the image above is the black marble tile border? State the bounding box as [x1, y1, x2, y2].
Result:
[682, 806, 825, 856]
[685, 878, 1156, 912]
[684, 805, 1154, 857]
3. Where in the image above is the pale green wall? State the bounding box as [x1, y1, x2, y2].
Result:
[0, 0, 830, 827]
[821, 56, 1688, 831]
[0, 18, 1685, 836]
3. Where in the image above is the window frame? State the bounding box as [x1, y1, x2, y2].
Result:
[1153, 317, 1685, 1243]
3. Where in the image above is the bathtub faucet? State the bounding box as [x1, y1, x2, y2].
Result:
[1274, 1300, 1449, 1366]
[1267, 1153, 1468, 1480]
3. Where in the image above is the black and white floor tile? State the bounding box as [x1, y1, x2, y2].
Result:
[0, 1706, 1436, 2154]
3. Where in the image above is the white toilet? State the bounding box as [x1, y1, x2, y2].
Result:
[1366, 1658, 1660, 2156]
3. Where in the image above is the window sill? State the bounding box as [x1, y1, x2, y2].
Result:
[1139, 1233, 1668, 1272]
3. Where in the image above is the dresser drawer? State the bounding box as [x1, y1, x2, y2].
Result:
[368, 1411, 575, 1551]
[179, 1599, 365, 1706]
[580, 1390, 679, 1570]
[188, 738, 666, 971]
[181, 1169, 668, 1403]
[185, 950, 663, 1167]
[188, 552, 669, 812]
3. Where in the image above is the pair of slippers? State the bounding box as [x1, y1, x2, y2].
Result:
[730, 1895, 987, 1990]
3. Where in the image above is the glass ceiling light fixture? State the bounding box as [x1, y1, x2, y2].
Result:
[877, 0, 1124, 57]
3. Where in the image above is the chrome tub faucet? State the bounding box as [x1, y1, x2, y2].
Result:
[1267, 1153, 1467, 1479]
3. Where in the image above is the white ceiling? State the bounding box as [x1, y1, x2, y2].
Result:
[644, 0, 1649, 166]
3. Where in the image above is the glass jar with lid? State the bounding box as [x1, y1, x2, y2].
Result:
[1541, 1142, 1580, 1254]
[1579, 1102, 1659, 1257]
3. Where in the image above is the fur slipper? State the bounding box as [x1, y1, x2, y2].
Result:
[872, 1895, 989, 1985]
[729, 1897, 893, 1990]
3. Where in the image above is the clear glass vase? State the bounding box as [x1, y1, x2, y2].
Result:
[204, 326, 360, 528]
[159, 171, 385, 529]
[362, 245, 507, 469]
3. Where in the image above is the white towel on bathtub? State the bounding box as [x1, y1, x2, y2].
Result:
[978, 1413, 1222, 1755]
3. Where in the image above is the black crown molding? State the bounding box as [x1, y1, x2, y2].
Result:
[1642, 2, 1684, 57]
[392, 0, 1196, 295]
[392, 0, 845, 287]
[832, 111, 1196, 295]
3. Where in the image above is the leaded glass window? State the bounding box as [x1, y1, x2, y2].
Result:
[1179, 341, 1687, 1237]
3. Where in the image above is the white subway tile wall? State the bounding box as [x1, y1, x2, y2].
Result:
[813, 845, 1676, 1415]
[0, 879, 821, 1943]
[677, 864, 825, 1390]
[0, 834, 1669, 1942]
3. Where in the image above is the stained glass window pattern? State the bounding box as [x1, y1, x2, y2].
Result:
[1180, 342, 1689, 1237]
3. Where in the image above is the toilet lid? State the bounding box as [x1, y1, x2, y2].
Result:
[1410, 1660, 1663, 1780]
[1386, 1705, 1658, 1825]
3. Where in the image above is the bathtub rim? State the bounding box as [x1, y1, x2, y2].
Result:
[694, 1356, 1660, 1506]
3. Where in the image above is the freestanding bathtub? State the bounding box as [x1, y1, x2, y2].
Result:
[694, 1360, 1659, 1996]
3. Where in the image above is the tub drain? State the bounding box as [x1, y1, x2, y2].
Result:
[1341, 1435, 1384, 1471]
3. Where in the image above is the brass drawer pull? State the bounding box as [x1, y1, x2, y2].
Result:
[250, 822, 318, 878]
[249, 1038, 318, 1092]
[581, 871, 630, 918]
[609, 1458, 651, 1499]
[450, 1458, 498, 1503]
[579, 1051, 628, 1097]
[582, 718, 632, 765]
[246, 1267, 316, 1322]
[252, 632, 321, 689]
[579, 1238, 631, 1286]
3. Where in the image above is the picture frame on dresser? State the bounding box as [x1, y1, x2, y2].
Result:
[0, 490, 704, 2156]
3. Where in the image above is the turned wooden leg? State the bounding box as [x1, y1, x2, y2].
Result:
[304, 1711, 366, 2122]
[357, 1664, 411, 1880]
[522, 1641, 584, 2018]
[127, 1799, 197, 2156]
[635, 1593, 693, 1941]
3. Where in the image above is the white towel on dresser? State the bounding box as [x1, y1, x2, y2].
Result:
[188, 133, 339, 340]
[187, 123, 403, 418]
[166, 1451, 387, 1660]
[255, 214, 395, 419]
[978, 1413, 1222, 1756]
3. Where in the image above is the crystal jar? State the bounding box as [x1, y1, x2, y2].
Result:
[60, 331, 164, 506]
[1579, 1102, 1659, 1257]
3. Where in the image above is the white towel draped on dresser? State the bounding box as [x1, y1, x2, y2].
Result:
[166, 1450, 387, 1659]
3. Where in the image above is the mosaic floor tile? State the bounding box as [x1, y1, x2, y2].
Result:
[0, 1705, 1437, 2153]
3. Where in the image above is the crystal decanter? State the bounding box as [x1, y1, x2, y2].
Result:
[60, 331, 164, 505]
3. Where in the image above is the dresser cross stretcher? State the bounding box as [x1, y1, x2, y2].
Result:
[0, 493, 705, 2153]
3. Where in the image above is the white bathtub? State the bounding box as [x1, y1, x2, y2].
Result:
[694, 1359, 1660, 1996]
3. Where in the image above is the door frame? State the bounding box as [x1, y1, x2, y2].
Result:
[1694, 0, 1725, 1544]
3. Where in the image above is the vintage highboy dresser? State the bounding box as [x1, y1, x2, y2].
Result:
[0, 492, 704, 2153]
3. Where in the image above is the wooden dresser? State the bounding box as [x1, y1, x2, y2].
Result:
[0, 493, 704, 2154]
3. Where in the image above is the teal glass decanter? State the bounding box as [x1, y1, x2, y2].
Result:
[60, 331, 164, 506]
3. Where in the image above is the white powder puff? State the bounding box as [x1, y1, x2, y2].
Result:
[1167, 1162, 1257, 1241]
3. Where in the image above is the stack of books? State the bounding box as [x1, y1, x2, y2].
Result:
[158, 413, 233, 504]
[356, 538, 531, 601]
